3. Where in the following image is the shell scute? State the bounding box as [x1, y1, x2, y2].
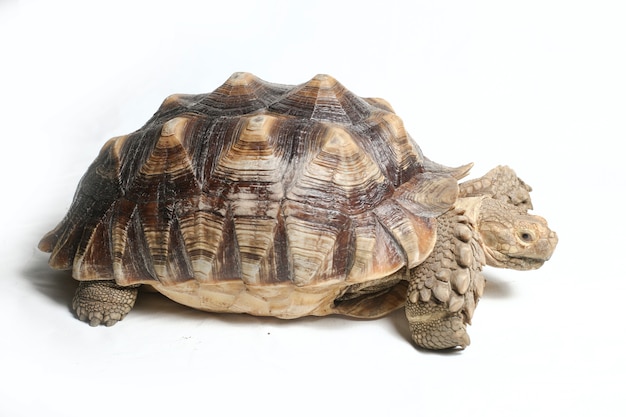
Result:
[268, 74, 372, 124]
[40, 73, 463, 298]
[286, 124, 392, 215]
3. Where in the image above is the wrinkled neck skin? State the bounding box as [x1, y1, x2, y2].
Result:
[455, 196, 558, 271]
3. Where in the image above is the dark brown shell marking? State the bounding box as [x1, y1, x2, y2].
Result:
[39, 73, 466, 288]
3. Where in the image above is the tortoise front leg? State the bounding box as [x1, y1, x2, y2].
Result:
[405, 209, 486, 350]
[459, 165, 533, 211]
[73, 281, 140, 326]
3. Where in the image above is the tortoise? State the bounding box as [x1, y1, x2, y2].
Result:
[38, 72, 558, 350]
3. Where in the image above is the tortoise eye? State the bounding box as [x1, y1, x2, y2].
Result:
[519, 231, 534, 242]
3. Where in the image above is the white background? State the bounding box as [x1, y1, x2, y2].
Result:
[1, 1, 624, 416]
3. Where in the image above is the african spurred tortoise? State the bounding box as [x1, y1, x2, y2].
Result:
[39, 73, 557, 349]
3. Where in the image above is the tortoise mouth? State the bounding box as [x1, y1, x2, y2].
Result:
[508, 256, 546, 271]
[485, 247, 547, 271]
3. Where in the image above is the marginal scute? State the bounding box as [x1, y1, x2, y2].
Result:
[234, 216, 278, 284]
[283, 201, 350, 286]
[110, 202, 156, 284]
[72, 216, 114, 279]
[185, 210, 227, 281]
[395, 174, 459, 216]
[347, 213, 405, 283]
[373, 201, 437, 269]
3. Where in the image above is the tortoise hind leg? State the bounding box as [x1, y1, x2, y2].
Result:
[73, 281, 140, 326]
[405, 209, 486, 350]
[333, 279, 408, 318]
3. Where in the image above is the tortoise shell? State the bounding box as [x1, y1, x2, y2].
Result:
[39, 73, 468, 318]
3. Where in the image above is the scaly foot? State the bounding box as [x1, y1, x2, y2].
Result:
[73, 281, 139, 326]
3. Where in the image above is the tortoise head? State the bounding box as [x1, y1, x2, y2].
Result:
[476, 198, 558, 270]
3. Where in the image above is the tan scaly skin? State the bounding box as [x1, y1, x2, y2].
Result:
[73, 282, 139, 327]
[406, 167, 558, 350]
[405, 209, 483, 350]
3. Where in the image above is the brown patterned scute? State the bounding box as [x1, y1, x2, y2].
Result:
[39, 136, 125, 269]
[40, 73, 464, 289]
